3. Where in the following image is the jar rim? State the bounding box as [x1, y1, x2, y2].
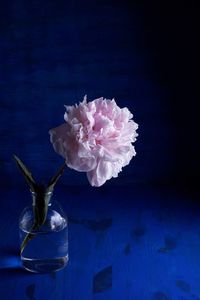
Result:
[30, 190, 53, 196]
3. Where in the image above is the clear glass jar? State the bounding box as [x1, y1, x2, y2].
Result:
[19, 191, 68, 273]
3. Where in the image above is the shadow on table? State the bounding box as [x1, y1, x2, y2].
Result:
[0, 246, 32, 280]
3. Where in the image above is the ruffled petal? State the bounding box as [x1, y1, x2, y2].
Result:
[49, 96, 138, 187]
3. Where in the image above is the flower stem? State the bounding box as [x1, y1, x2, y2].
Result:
[20, 223, 38, 255]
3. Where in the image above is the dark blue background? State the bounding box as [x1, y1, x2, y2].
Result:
[0, 1, 199, 299]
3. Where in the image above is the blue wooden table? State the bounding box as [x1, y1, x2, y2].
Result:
[1, 186, 200, 300]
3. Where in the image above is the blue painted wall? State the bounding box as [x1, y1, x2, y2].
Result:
[2, 0, 195, 188]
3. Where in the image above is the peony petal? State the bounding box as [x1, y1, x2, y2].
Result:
[87, 160, 113, 187]
[67, 156, 97, 172]
[50, 96, 138, 187]
[49, 124, 69, 158]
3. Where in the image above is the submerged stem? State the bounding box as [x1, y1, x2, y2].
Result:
[20, 223, 38, 255]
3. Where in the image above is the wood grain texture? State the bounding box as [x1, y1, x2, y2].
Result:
[0, 186, 200, 299]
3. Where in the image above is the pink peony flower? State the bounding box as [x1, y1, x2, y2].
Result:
[49, 96, 138, 187]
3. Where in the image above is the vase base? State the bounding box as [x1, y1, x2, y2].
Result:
[21, 255, 69, 273]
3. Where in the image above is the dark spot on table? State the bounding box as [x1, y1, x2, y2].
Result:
[124, 243, 131, 255]
[85, 218, 112, 231]
[93, 265, 112, 293]
[49, 272, 56, 279]
[191, 294, 200, 300]
[158, 248, 167, 253]
[158, 235, 177, 253]
[131, 227, 146, 242]
[153, 291, 170, 300]
[95, 232, 106, 249]
[176, 280, 191, 293]
[68, 216, 82, 225]
[165, 236, 177, 249]
[69, 217, 112, 232]
[26, 284, 36, 300]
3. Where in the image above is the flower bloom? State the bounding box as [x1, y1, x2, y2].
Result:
[49, 96, 138, 187]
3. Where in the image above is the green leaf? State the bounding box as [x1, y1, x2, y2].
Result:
[46, 163, 66, 194]
[34, 190, 49, 226]
[13, 155, 36, 192]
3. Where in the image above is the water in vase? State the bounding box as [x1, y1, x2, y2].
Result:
[19, 209, 68, 273]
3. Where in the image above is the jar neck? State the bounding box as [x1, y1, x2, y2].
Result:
[31, 191, 53, 206]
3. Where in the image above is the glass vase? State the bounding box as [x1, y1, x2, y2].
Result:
[19, 191, 68, 273]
